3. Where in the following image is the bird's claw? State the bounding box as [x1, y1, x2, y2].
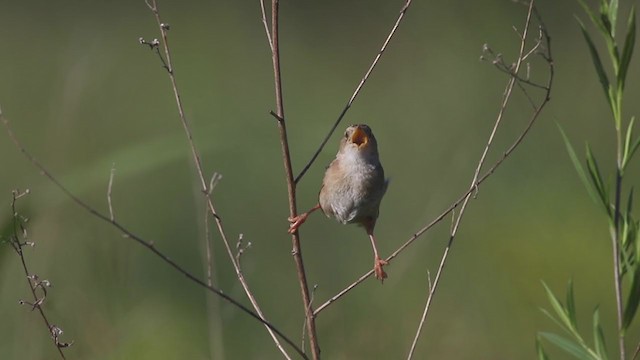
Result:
[287, 213, 308, 234]
[374, 257, 388, 283]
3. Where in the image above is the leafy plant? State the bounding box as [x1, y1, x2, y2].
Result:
[538, 0, 638, 359]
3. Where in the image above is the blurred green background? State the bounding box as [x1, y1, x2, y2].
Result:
[1, 0, 639, 359]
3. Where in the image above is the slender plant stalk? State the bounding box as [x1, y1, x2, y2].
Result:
[3, 112, 308, 358]
[614, 140, 625, 360]
[406, 4, 537, 357]
[10, 191, 67, 359]
[610, 11, 627, 359]
[294, 0, 413, 184]
[143, 1, 297, 358]
[266, 0, 321, 358]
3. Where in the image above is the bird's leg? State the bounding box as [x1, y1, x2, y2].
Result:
[365, 220, 388, 282]
[287, 204, 321, 234]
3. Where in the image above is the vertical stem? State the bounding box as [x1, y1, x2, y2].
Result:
[613, 78, 625, 359]
[269, 0, 320, 358]
[613, 169, 625, 360]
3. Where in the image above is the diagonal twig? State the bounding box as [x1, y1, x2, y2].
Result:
[294, 0, 413, 184]
[407, 3, 543, 357]
[1, 111, 306, 359]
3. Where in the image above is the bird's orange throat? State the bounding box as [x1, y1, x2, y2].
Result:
[351, 127, 369, 148]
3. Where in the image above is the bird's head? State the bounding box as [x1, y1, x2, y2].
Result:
[338, 124, 380, 160]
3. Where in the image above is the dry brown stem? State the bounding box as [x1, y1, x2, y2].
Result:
[9, 189, 70, 359]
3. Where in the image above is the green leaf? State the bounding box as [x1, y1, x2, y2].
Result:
[627, 188, 635, 224]
[623, 266, 640, 330]
[608, 0, 619, 36]
[585, 144, 611, 216]
[537, 336, 551, 360]
[578, 0, 610, 35]
[619, 201, 636, 276]
[538, 332, 596, 360]
[542, 281, 574, 332]
[618, 7, 636, 90]
[577, 18, 615, 115]
[541, 308, 574, 337]
[558, 125, 602, 208]
[592, 307, 609, 360]
[636, 217, 640, 265]
[600, 5, 614, 38]
[637, 217, 640, 261]
[566, 279, 578, 328]
[627, 134, 640, 169]
[622, 116, 636, 170]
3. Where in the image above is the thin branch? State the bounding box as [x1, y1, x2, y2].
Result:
[294, 0, 413, 184]
[314, 0, 553, 317]
[204, 172, 222, 287]
[2, 111, 305, 360]
[613, 168, 625, 360]
[10, 190, 69, 359]
[407, 3, 542, 355]
[204, 201, 213, 287]
[265, 0, 320, 358]
[632, 340, 640, 360]
[301, 284, 319, 355]
[142, 1, 296, 358]
[259, 0, 274, 53]
[407, 270, 432, 359]
[107, 163, 115, 222]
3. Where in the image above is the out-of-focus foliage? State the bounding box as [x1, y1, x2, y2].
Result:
[540, 1, 638, 359]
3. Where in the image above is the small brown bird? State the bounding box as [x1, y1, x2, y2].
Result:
[288, 124, 389, 281]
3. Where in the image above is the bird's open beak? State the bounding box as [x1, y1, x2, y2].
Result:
[351, 127, 369, 148]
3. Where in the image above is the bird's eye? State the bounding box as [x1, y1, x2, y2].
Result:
[344, 132, 349, 138]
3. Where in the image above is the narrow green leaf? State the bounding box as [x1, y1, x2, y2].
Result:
[636, 218, 640, 264]
[566, 279, 578, 328]
[609, 0, 618, 33]
[558, 125, 602, 207]
[620, 203, 636, 276]
[627, 134, 640, 168]
[620, 218, 634, 277]
[622, 266, 640, 330]
[592, 307, 609, 360]
[600, 3, 621, 70]
[577, 18, 614, 113]
[542, 282, 575, 332]
[538, 332, 596, 360]
[537, 336, 551, 360]
[618, 8, 636, 90]
[578, 0, 610, 35]
[628, 188, 635, 222]
[585, 144, 611, 216]
[541, 308, 574, 336]
[622, 117, 636, 170]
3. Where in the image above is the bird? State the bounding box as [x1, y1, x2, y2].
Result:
[288, 124, 389, 282]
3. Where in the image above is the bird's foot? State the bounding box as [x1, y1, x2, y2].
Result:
[287, 213, 309, 234]
[374, 256, 388, 283]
